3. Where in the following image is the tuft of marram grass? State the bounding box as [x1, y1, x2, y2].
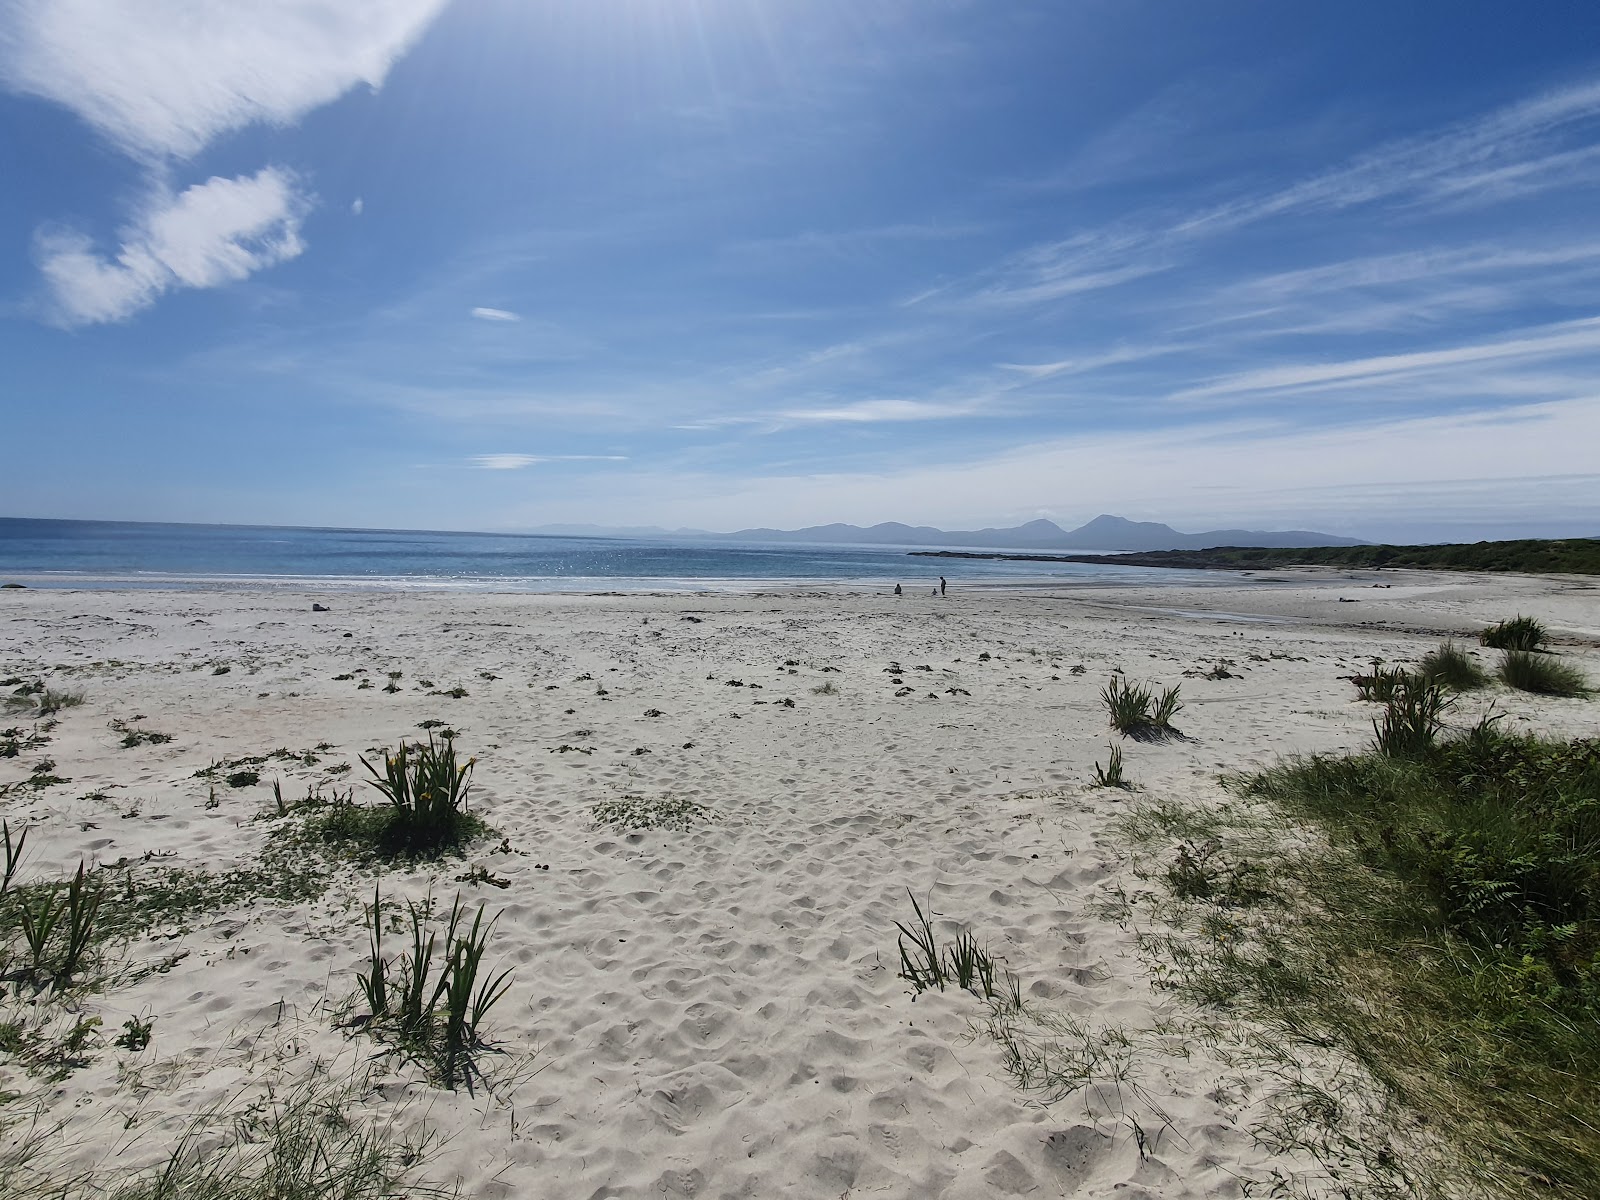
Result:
[1092, 744, 1131, 789]
[1478, 614, 1549, 652]
[1101, 677, 1183, 741]
[1416, 641, 1490, 692]
[1498, 649, 1591, 697]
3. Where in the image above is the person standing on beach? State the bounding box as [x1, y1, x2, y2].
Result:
[939, 576, 947, 597]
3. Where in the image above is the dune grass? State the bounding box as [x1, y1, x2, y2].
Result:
[1415, 641, 1490, 692]
[1091, 744, 1131, 789]
[1499, 648, 1591, 697]
[356, 735, 482, 855]
[354, 887, 513, 1091]
[1370, 674, 1453, 757]
[1479, 614, 1550, 652]
[3, 682, 83, 717]
[1198, 719, 1600, 1199]
[0, 1075, 442, 1200]
[1100, 677, 1183, 741]
[894, 891, 1018, 1005]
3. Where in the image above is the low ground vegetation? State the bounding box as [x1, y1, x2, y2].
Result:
[590, 793, 710, 831]
[1100, 677, 1183, 741]
[1498, 648, 1591, 696]
[353, 887, 513, 1091]
[1172, 698, 1600, 1198]
[1478, 614, 1550, 652]
[1414, 641, 1490, 691]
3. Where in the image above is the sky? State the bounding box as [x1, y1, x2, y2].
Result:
[4, 1, 1600, 543]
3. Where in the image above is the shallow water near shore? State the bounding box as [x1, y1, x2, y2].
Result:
[0, 517, 1225, 592]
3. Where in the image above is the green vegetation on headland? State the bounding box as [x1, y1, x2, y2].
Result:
[912, 535, 1600, 574]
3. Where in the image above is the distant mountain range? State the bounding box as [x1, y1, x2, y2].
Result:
[529, 514, 1368, 552]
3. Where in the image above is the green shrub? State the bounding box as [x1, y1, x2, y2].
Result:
[1480, 615, 1549, 652]
[1499, 649, 1591, 697]
[1417, 641, 1490, 692]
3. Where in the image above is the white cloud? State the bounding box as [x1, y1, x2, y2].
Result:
[37, 168, 308, 325]
[1179, 79, 1600, 236]
[474, 454, 542, 470]
[2, 1, 448, 321]
[470, 307, 521, 322]
[1171, 315, 1600, 406]
[778, 398, 976, 423]
[962, 78, 1600, 313]
[0, 0, 450, 160]
[351, 197, 364, 216]
[471, 454, 627, 470]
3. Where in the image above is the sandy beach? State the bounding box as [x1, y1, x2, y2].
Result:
[2, 569, 1596, 1198]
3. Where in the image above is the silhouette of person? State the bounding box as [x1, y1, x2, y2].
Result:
[939, 576, 947, 597]
[893, 583, 902, 597]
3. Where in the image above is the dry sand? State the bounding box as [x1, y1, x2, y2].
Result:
[1, 570, 1596, 1197]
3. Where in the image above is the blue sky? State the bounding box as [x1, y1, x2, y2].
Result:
[4, 1, 1600, 542]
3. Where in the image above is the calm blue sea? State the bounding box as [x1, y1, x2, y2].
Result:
[0, 518, 1210, 592]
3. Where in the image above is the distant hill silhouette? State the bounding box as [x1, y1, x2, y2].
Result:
[704, 513, 1366, 551]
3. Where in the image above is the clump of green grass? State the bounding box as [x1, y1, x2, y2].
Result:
[0, 723, 51, 759]
[894, 891, 1018, 1003]
[1479, 614, 1549, 651]
[590, 793, 710, 831]
[9, 862, 105, 990]
[1101, 676, 1183, 740]
[1416, 641, 1490, 692]
[2, 820, 26, 895]
[354, 886, 513, 1090]
[1499, 649, 1591, 697]
[1349, 659, 1412, 702]
[4, 682, 84, 717]
[357, 736, 483, 855]
[1371, 674, 1453, 757]
[1225, 724, 1600, 1198]
[1091, 744, 1131, 790]
[1164, 839, 1274, 906]
[101, 1075, 437, 1200]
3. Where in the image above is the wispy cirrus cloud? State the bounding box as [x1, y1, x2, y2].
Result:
[1171, 315, 1600, 407]
[471, 454, 628, 470]
[1, 0, 449, 323]
[777, 398, 979, 423]
[1178, 79, 1600, 236]
[964, 79, 1600, 312]
[470, 307, 521, 322]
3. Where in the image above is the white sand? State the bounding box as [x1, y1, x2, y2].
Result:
[1, 571, 1595, 1197]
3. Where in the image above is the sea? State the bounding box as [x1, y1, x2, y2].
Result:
[0, 518, 1217, 593]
